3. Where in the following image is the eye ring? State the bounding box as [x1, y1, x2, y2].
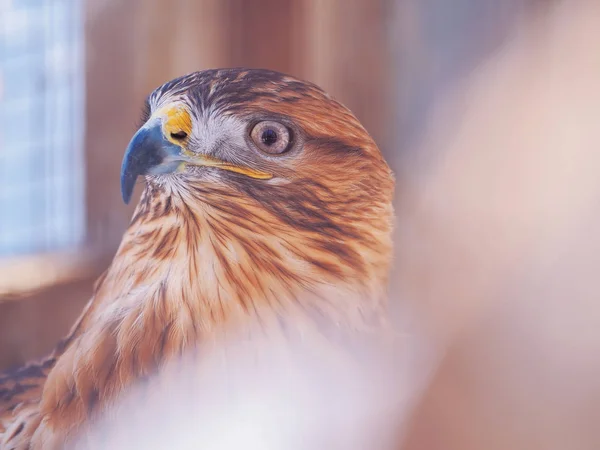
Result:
[250, 121, 291, 155]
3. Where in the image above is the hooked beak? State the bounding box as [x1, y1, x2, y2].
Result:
[120, 115, 272, 204]
[120, 118, 184, 204]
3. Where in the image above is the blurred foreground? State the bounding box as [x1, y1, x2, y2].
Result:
[396, 2, 600, 448]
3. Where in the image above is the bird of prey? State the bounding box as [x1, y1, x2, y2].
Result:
[0, 68, 394, 449]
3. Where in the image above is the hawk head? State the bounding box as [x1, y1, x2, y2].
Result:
[117, 68, 395, 334]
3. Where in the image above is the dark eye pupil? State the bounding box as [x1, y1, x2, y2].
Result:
[261, 129, 278, 146]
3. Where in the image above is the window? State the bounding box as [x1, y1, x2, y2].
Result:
[0, 0, 85, 257]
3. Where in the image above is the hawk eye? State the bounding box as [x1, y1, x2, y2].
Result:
[250, 121, 291, 154]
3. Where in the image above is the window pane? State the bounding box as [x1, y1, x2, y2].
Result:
[0, 0, 84, 257]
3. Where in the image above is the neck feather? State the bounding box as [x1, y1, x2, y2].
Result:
[36, 180, 392, 438]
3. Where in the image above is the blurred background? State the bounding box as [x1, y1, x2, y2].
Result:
[2, 0, 600, 449]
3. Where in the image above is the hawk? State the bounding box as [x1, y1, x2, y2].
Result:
[0, 68, 394, 449]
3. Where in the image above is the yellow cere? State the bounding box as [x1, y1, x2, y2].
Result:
[156, 104, 193, 147]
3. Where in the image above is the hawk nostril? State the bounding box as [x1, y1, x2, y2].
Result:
[170, 130, 188, 140]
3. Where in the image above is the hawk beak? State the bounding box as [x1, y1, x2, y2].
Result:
[120, 118, 184, 204]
